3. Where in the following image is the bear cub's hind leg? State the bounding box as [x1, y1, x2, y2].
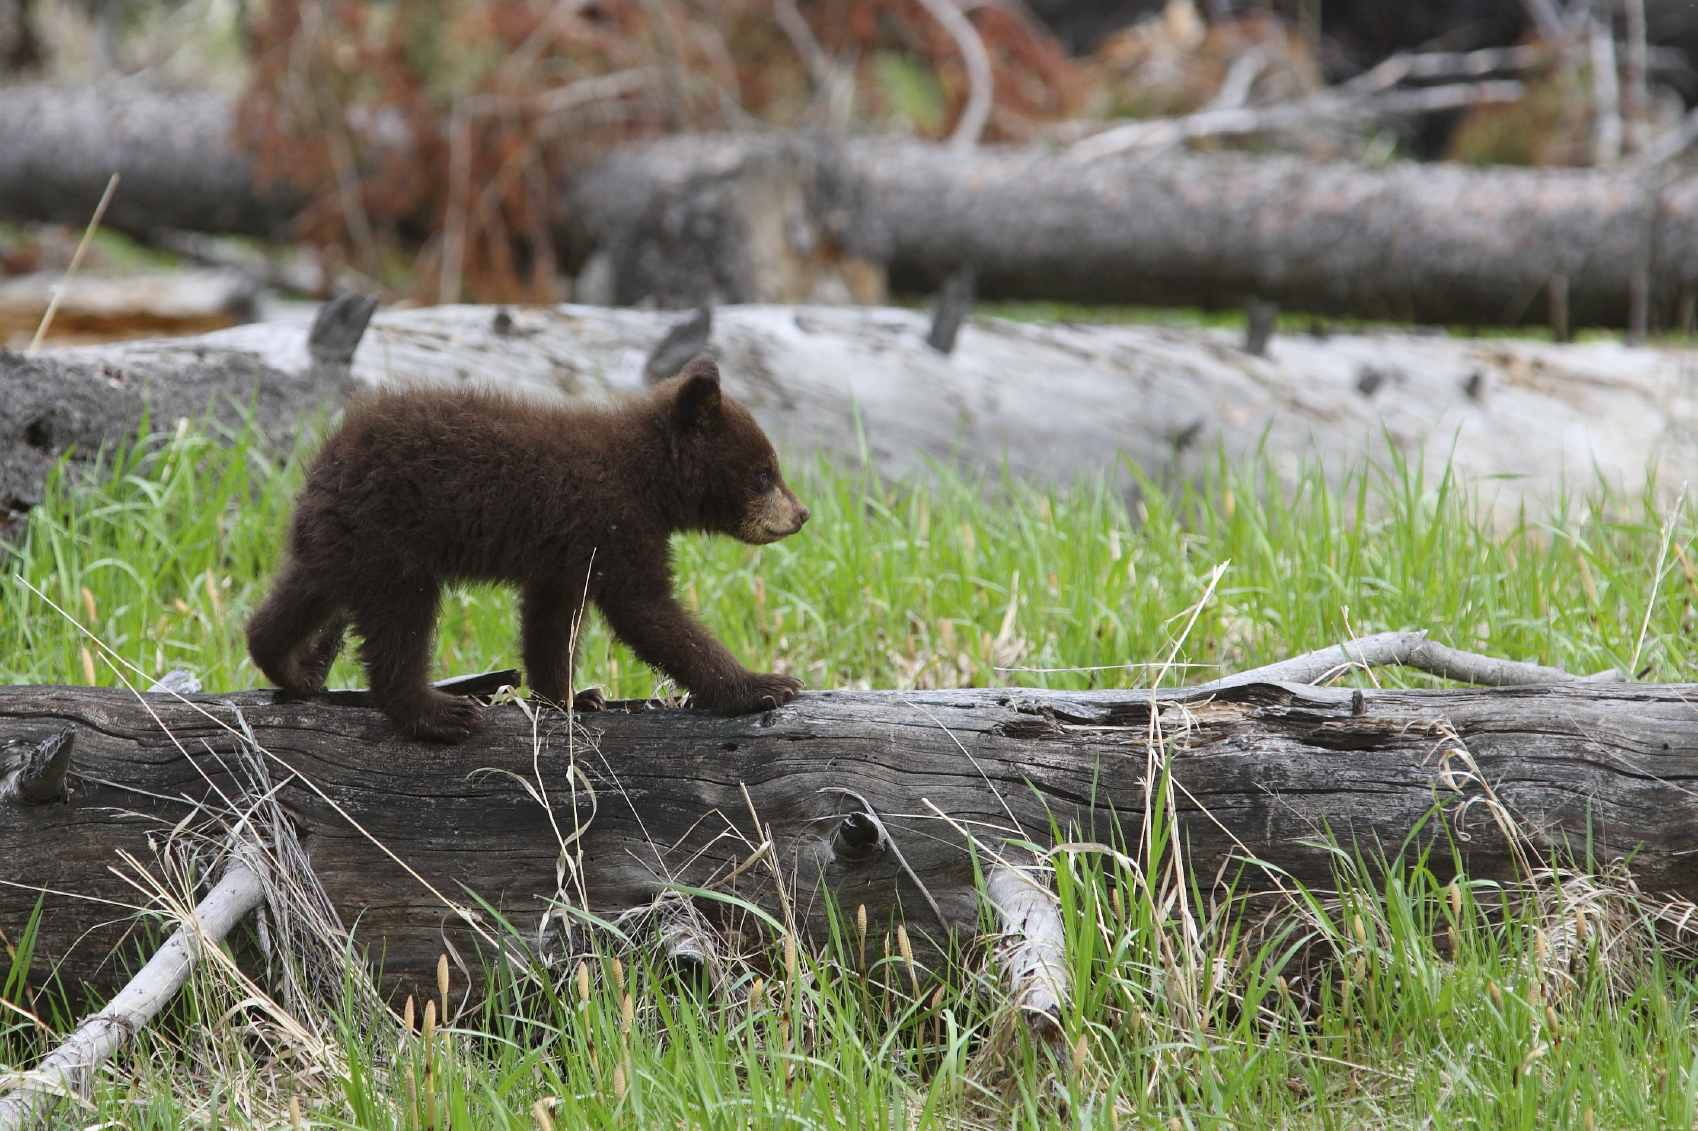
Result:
[248, 561, 344, 694]
[355, 584, 484, 743]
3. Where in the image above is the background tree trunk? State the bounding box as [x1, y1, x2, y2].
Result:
[4, 680, 1697, 997]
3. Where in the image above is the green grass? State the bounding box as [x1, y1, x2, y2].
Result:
[4, 415, 1698, 1129]
[2, 415, 1692, 696]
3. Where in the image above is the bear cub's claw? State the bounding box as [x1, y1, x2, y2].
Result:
[409, 692, 484, 744]
[702, 672, 803, 715]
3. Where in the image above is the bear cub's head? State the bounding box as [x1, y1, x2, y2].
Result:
[656, 357, 810, 545]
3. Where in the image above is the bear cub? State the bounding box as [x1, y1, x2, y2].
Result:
[247, 357, 809, 743]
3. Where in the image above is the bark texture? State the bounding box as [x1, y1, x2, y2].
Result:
[3, 681, 1697, 996]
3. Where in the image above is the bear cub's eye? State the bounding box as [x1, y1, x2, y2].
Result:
[757, 468, 774, 491]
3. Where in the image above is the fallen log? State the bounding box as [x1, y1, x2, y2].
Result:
[4, 672, 1697, 997]
[6, 81, 1698, 329]
[567, 133, 1698, 329]
[13, 302, 1694, 532]
[0, 294, 372, 538]
[0, 269, 258, 348]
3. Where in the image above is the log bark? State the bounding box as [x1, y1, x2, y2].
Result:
[4, 679, 1698, 997]
[14, 302, 1697, 533]
[6, 80, 1698, 328]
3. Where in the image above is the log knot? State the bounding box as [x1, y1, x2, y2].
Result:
[831, 811, 883, 862]
[1, 724, 75, 805]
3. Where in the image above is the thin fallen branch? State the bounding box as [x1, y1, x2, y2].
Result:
[1201, 630, 1627, 692]
[912, 0, 993, 148]
[1340, 44, 1551, 94]
[0, 861, 263, 1131]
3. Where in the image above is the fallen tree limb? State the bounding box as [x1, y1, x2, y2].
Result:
[1202, 629, 1627, 690]
[4, 673, 1697, 999]
[0, 861, 263, 1131]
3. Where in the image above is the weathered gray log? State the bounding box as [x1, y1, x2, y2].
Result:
[19, 302, 1698, 529]
[4, 679, 1697, 997]
[566, 133, 1698, 328]
[0, 82, 298, 241]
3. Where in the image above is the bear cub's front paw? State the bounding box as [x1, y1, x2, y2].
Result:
[698, 672, 803, 715]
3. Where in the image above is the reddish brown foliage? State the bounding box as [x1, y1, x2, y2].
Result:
[235, 0, 1082, 303]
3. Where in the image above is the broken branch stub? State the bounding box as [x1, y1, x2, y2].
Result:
[986, 866, 1069, 1047]
[0, 724, 74, 805]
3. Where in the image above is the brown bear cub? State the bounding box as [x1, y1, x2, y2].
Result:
[247, 357, 809, 743]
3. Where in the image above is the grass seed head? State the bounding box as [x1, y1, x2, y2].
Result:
[749, 977, 765, 1013]
[612, 956, 626, 991]
[531, 1099, 555, 1131]
[422, 997, 436, 1044]
[621, 992, 634, 1031]
[1448, 881, 1462, 919]
[785, 933, 798, 982]
[438, 953, 450, 1016]
[577, 959, 591, 1004]
[289, 1095, 302, 1131]
[403, 994, 415, 1036]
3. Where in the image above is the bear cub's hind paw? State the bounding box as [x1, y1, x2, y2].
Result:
[407, 691, 485, 744]
[528, 686, 607, 713]
[700, 672, 803, 715]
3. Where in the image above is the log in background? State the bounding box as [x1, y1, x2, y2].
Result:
[4, 680, 1697, 997]
[3, 81, 1695, 328]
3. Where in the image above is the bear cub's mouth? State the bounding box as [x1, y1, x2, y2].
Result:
[739, 487, 810, 544]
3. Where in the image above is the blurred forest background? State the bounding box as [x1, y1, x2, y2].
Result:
[3, 0, 1696, 322]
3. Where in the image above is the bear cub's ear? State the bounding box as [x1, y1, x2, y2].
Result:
[670, 356, 722, 429]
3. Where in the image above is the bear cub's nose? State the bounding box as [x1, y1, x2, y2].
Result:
[798, 506, 811, 526]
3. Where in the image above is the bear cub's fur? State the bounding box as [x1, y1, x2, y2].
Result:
[247, 358, 810, 743]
